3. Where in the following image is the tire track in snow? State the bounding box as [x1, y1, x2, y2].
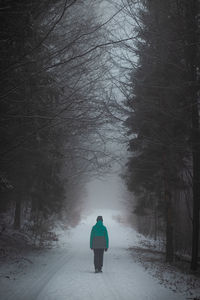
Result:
[4, 249, 74, 300]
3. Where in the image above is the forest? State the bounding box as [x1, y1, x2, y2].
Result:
[0, 0, 199, 291]
[122, 0, 200, 272]
[0, 0, 111, 241]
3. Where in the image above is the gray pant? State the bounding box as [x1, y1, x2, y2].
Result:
[93, 249, 104, 270]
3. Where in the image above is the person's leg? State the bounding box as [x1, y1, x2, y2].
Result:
[96, 249, 101, 270]
[94, 249, 98, 271]
[99, 249, 104, 271]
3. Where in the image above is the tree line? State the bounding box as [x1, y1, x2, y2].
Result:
[0, 0, 109, 243]
[122, 0, 200, 270]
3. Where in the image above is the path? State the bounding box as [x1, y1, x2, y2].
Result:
[1, 210, 186, 300]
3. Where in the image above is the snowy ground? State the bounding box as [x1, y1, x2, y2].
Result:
[129, 243, 200, 299]
[0, 209, 197, 300]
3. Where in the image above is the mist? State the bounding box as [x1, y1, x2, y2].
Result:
[84, 173, 129, 211]
[1, 0, 200, 299]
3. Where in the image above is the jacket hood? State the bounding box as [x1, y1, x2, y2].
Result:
[96, 220, 103, 225]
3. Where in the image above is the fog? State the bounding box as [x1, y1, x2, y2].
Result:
[79, 0, 133, 219]
[1, 1, 199, 298]
[82, 171, 133, 221]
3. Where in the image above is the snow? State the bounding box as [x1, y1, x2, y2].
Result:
[0, 209, 188, 300]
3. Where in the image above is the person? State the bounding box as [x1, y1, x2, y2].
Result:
[90, 216, 109, 273]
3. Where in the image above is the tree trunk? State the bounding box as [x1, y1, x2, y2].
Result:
[14, 198, 21, 229]
[163, 151, 174, 262]
[154, 199, 158, 241]
[191, 94, 200, 270]
[186, 0, 200, 271]
[165, 189, 174, 262]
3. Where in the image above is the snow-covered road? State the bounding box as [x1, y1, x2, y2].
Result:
[1, 210, 186, 300]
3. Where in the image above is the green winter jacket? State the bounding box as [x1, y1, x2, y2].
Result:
[90, 220, 109, 249]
